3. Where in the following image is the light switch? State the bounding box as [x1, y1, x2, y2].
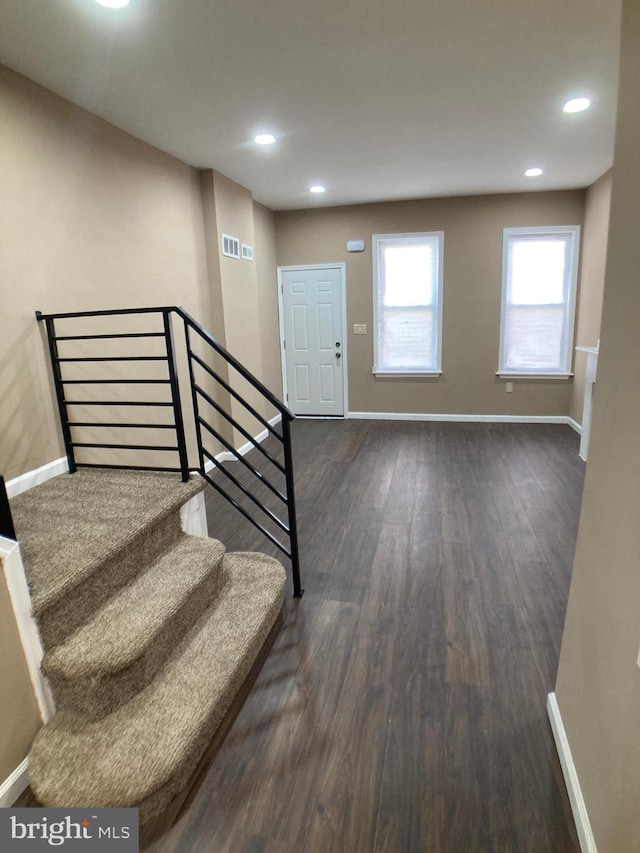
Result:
[353, 324, 367, 335]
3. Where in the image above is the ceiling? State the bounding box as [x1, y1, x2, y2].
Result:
[0, 0, 622, 210]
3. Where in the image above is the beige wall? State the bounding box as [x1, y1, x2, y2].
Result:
[199, 170, 227, 346]
[253, 201, 283, 412]
[0, 571, 41, 781]
[555, 2, 640, 850]
[198, 171, 280, 441]
[0, 64, 211, 481]
[276, 191, 585, 415]
[570, 170, 612, 425]
[212, 171, 263, 385]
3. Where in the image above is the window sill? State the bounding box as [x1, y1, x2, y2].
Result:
[497, 372, 574, 380]
[373, 369, 442, 378]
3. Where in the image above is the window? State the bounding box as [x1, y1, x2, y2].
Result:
[499, 226, 580, 377]
[373, 231, 444, 375]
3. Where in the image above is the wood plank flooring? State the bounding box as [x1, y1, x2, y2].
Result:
[150, 419, 584, 853]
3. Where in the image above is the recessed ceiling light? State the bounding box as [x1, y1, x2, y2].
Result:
[95, 0, 130, 7]
[254, 134, 276, 145]
[525, 168, 543, 177]
[310, 185, 326, 193]
[563, 97, 591, 113]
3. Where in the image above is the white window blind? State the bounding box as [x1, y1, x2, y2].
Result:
[499, 226, 580, 376]
[373, 232, 444, 375]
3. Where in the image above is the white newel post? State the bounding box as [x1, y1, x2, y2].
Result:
[576, 343, 599, 461]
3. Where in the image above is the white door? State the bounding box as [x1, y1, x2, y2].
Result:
[280, 265, 345, 416]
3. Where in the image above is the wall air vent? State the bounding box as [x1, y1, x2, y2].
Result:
[242, 244, 254, 261]
[221, 233, 240, 259]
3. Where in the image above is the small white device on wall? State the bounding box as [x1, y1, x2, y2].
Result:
[242, 244, 254, 261]
[347, 239, 365, 252]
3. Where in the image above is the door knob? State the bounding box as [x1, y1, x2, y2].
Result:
[335, 352, 341, 359]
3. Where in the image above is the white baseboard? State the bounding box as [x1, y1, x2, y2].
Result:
[0, 537, 55, 723]
[0, 757, 29, 807]
[567, 417, 583, 435]
[6, 457, 68, 499]
[547, 692, 597, 853]
[348, 411, 575, 425]
[204, 414, 282, 473]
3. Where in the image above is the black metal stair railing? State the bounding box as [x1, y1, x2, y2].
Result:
[35, 306, 303, 597]
[0, 476, 16, 540]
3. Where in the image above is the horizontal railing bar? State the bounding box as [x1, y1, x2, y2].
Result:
[55, 333, 166, 341]
[176, 306, 293, 421]
[37, 307, 173, 321]
[202, 472, 291, 559]
[60, 379, 171, 385]
[190, 352, 283, 442]
[36, 304, 301, 592]
[66, 400, 174, 407]
[68, 422, 175, 429]
[56, 356, 167, 363]
[195, 384, 286, 474]
[71, 442, 178, 451]
[37, 306, 293, 419]
[198, 418, 287, 503]
[76, 463, 183, 473]
[202, 448, 289, 534]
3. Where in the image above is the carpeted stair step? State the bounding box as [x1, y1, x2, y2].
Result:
[10, 469, 204, 648]
[43, 534, 227, 720]
[29, 551, 285, 823]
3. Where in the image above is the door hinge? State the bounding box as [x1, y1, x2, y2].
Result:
[283, 340, 286, 349]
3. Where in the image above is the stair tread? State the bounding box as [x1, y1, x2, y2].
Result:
[44, 534, 226, 677]
[10, 469, 204, 613]
[29, 551, 285, 813]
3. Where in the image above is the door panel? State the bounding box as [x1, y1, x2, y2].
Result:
[281, 266, 344, 416]
[320, 364, 335, 401]
[294, 365, 310, 401]
[292, 305, 308, 349]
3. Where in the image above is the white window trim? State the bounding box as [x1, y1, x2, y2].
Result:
[372, 231, 444, 377]
[372, 369, 443, 378]
[498, 225, 580, 378]
[497, 372, 574, 380]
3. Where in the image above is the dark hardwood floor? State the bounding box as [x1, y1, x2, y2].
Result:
[150, 419, 584, 853]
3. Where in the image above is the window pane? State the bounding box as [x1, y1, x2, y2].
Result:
[383, 243, 434, 306]
[509, 236, 567, 304]
[381, 306, 434, 370]
[504, 305, 565, 371]
[374, 232, 443, 373]
[499, 226, 579, 375]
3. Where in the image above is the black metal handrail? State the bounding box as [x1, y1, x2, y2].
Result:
[35, 307, 303, 597]
[0, 476, 16, 541]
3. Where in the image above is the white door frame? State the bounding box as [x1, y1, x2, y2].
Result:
[277, 263, 348, 417]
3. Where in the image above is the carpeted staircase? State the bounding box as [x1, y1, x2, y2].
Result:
[10, 468, 285, 825]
